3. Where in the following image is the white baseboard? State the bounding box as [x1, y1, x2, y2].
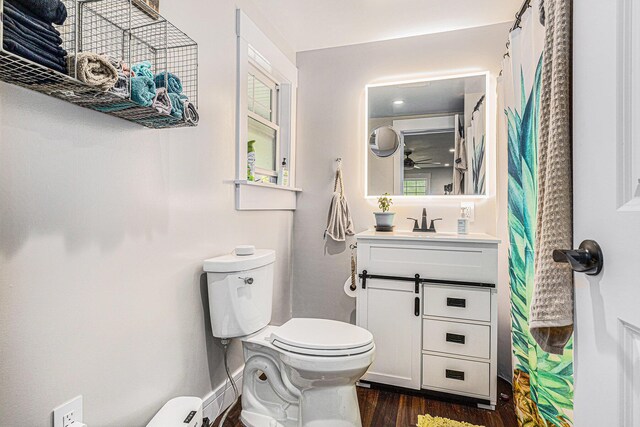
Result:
[202, 366, 244, 423]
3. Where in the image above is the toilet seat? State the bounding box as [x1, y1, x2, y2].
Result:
[269, 318, 374, 357]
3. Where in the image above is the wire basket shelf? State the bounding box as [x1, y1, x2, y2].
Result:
[0, 0, 198, 129]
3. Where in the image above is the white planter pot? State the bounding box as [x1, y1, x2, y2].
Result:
[374, 212, 395, 228]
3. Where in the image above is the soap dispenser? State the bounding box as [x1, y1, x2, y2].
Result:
[457, 207, 469, 235]
[278, 158, 289, 186]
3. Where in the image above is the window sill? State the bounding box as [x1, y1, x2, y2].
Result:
[233, 180, 302, 211]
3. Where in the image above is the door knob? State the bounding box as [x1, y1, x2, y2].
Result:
[553, 240, 603, 276]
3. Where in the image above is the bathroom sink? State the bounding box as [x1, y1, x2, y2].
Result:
[356, 229, 500, 244]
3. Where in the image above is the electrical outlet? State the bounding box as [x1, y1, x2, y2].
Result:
[63, 411, 75, 427]
[53, 396, 83, 427]
[460, 201, 475, 222]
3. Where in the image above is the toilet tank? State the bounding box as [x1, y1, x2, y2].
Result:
[204, 249, 275, 338]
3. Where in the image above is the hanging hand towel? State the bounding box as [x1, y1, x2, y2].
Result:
[530, 0, 574, 355]
[454, 118, 467, 195]
[324, 163, 355, 242]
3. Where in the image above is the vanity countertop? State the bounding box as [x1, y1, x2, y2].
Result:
[356, 229, 501, 244]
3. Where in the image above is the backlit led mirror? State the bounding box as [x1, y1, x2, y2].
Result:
[366, 73, 488, 197]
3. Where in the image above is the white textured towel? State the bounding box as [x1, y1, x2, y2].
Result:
[530, 0, 574, 355]
[324, 164, 354, 242]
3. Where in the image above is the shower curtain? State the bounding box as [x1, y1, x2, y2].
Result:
[498, 2, 574, 426]
[469, 99, 486, 194]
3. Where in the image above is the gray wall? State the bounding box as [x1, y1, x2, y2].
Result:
[0, 1, 294, 425]
[293, 23, 513, 379]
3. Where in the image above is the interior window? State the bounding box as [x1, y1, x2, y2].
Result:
[247, 65, 280, 181]
[403, 178, 429, 196]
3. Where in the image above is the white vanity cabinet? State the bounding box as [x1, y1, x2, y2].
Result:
[355, 230, 499, 409]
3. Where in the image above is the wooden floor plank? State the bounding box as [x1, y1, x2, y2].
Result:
[213, 378, 517, 427]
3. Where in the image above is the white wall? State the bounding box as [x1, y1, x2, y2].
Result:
[0, 1, 294, 425]
[293, 23, 513, 379]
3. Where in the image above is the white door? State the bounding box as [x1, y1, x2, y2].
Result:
[574, 1, 640, 425]
[358, 279, 422, 389]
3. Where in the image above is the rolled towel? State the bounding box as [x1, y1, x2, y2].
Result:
[168, 92, 185, 118]
[69, 52, 118, 90]
[3, 1, 62, 40]
[151, 88, 172, 115]
[7, 0, 67, 25]
[183, 100, 199, 125]
[130, 76, 156, 107]
[3, 38, 66, 72]
[110, 72, 129, 97]
[154, 71, 183, 94]
[131, 61, 153, 79]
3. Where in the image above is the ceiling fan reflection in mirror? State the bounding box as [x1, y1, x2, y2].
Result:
[404, 148, 436, 170]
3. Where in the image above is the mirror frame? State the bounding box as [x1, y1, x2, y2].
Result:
[364, 71, 493, 200]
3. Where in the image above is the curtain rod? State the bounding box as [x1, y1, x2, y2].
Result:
[510, 0, 532, 32]
[473, 95, 486, 114]
[500, 0, 533, 73]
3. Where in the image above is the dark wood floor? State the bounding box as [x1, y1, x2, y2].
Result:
[213, 378, 517, 427]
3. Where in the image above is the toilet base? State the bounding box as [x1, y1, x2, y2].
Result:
[240, 410, 293, 427]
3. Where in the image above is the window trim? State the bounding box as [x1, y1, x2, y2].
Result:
[235, 9, 299, 210]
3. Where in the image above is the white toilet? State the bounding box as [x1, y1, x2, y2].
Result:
[204, 248, 375, 427]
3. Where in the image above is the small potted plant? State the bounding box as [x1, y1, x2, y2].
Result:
[374, 193, 395, 229]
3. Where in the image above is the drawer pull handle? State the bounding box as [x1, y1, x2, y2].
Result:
[446, 333, 466, 344]
[414, 297, 420, 316]
[445, 369, 465, 381]
[447, 297, 466, 308]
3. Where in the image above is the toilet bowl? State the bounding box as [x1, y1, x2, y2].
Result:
[204, 248, 375, 427]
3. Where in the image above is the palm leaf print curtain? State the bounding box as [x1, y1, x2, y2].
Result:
[469, 100, 486, 194]
[498, 2, 574, 426]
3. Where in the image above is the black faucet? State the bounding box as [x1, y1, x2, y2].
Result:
[407, 208, 442, 233]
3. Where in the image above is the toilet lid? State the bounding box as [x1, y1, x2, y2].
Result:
[270, 318, 374, 356]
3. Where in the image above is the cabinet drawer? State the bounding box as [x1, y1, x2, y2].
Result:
[423, 285, 491, 322]
[423, 319, 490, 359]
[422, 354, 490, 397]
[363, 242, 497, 284]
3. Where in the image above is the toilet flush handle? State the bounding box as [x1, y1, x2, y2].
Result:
[239, 277, 254, 285]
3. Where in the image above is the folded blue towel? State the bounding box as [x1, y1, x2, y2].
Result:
[4, 24, 67, 57]
[130, 76, 156, 107]
[155, 72, 183, 94]
[7, 0, 67, 25]
[3, 33, 66, 66]
[3, 38, 66, 72]
[131, 61, 153, 79]
[168, 92, 185, 119]
[4, 1, 63, 34]
[3, 13, 62, 45]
